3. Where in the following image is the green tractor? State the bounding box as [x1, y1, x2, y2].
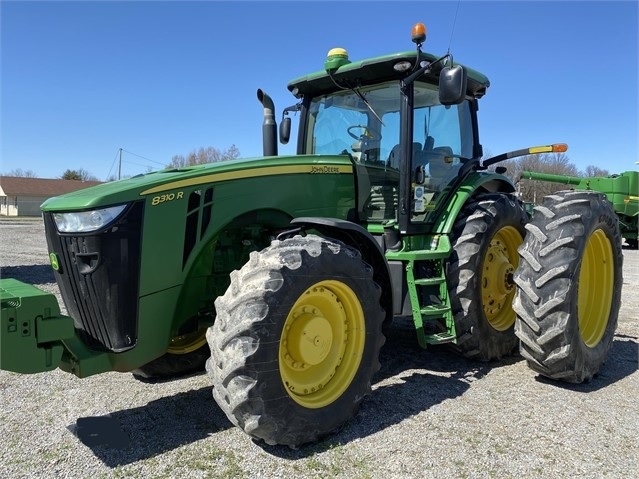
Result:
[0, 23, 624, 448]
[519, 170, 639, 248]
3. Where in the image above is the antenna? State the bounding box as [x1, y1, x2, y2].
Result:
[447, 0, 462, 53]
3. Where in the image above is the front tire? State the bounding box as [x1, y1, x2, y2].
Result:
[446, 193, 528, 361]
[206, 235, 385, 447]
[513, 190, 623, 383]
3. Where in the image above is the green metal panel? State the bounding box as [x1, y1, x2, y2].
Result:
[40, 155, 350, 212]
[520, 170, 638, 214]
[519, 171, 583, 186]
[135, 155, 356, 341]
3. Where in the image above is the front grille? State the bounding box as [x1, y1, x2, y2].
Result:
[43, 202, 143, 352]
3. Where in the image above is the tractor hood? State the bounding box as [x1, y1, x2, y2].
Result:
[40, 155, 354, 212]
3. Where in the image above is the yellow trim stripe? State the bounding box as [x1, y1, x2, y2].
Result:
[140, 164, 353, 196]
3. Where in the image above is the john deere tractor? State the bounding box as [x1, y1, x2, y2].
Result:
[0, 23, 623, 447]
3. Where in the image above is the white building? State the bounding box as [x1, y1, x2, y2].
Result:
[0, 176, 102, 217]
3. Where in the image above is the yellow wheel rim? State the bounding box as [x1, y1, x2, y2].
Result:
[578, 229, 614, 347]
[166, 327, 208, 355]
[481, 226, 523, 331]
[279, 280, 366, 409]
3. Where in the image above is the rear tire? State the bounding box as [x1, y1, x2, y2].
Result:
[446, 193, 528, 361]
[513, 190, 623, 383]
[206, 235, 385, 447]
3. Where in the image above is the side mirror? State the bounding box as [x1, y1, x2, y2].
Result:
[279, 116, 291, 145]
[415, 165, 426, 184]
[439, 64, 467, 105]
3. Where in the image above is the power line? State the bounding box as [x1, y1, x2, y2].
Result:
[121, 159, 161, 168]
[120, 149, 166, 167]
[105, 149, 121, 181]
[105, 148, 168, 181]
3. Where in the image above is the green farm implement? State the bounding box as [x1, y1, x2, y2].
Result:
[520, 170, 638, 248]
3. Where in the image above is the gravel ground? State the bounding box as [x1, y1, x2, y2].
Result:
[1, 217, 637, 479]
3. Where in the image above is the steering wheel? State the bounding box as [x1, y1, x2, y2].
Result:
[347, 125, 381, 141]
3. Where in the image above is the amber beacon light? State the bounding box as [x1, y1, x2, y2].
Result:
[411, 22, 427, 44]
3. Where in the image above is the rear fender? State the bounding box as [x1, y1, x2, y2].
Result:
[434, 172, 516, 234]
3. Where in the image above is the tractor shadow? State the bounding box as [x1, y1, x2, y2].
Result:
[1, 264, 55, 284]
[68, 322, 637, 466]
[68, 318, 502, 467]
[66, 384, 235, 468]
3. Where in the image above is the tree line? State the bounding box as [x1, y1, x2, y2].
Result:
[4, 145, 241, 181]
[167, 145, 240, 169]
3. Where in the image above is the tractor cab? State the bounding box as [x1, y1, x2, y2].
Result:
[284, 22, 490, 236]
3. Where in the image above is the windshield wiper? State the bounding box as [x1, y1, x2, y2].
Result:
[352, 87, 385, 126]
[327, 71, 385, 126]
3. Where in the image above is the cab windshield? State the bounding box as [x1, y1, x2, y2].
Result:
[306, 81, 474, 222]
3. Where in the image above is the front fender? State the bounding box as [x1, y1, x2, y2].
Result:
[289, 217, 393, 326]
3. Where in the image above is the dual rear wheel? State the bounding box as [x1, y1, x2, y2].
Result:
[447, 191, 622, 384]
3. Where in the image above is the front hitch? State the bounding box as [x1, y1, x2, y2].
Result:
[1, 278, 75, 374]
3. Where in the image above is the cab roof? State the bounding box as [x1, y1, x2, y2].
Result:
[287, 50, 490, 100]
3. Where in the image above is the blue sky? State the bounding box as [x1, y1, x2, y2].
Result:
[2, 0, 637, 180]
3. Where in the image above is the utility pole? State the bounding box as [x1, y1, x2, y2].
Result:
[118, 148, 122, 180]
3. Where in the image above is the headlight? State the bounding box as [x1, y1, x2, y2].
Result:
[53, 205, 127, 233]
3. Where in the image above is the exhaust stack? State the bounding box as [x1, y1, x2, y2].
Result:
[257, 89, 278, 156]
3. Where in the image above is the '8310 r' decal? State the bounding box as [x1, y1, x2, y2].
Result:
[151, 191, 184, 206]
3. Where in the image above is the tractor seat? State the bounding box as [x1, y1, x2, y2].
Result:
[387, 142, 423, 169]
[424, 146, 459, 189]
